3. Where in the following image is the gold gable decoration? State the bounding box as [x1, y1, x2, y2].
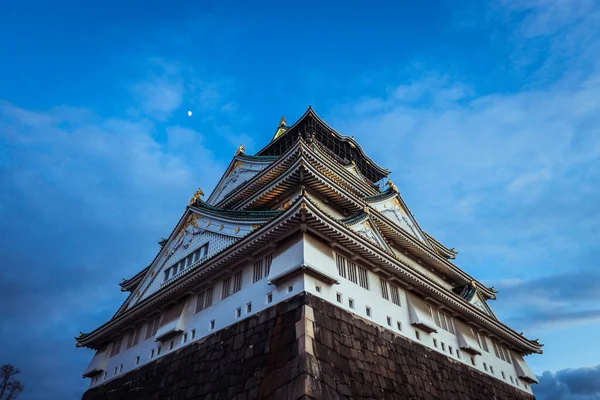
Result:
[273, 116, 288, 140]
[189, 188, 204, 206]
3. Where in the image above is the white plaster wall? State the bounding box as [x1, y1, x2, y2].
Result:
[87, 240, 306, 389]
[300, 242, 535, 395]
[87, 238, 535, 395]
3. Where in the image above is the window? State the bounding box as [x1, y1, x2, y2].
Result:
[415, 330, 421, 340]
[253, 259, 264, 283]
[169, 340, 174, 350]
[150, 349, 155, 359]
[196, 287, 213, 313]
[264, 253, 273, 276]
[516, 379, 520, 387]
[433, 338, 438, 348]
[145, 315, 161, 339]
[380, 278, 389, 300]
[348, 261, 358, 283]
[429, 306, 455, 334]
[103, 371, 107, 380]
[127, 325, 142, 349]
[456, 350, 461, 359]
[113, 366, 118, 376]
[358, 266, 369, 289]
[502, 371, 506, 380]
[336, 254, 347, 278]
[267, 292, 273, 303]
[483, 362, 488, 372]
[441, 342, 446, 351]
[471, 357, 476, 366]
[390, 285, 401, 306]
[449, 346, 453, 355]
[236, 307, 241, 318]
[397, 321, 402, 331]
[366, 306, 371, 317]
[119, 364, 123, 373]
[349, 298, 355, 309]
[233, 271, 242, 293]
[136, 356, 140, 365]
[157, 345, 161, 355]
[191, 329, 196, 339]
[336, 292, 342, 303]
[510, 376, 514, 384]
[209, 320, 215, 330]
[183, 333, 187, 343]
[386, 316, 392, 326]
[490, 366, 494, 374]
[109, 336, 123, 358]
[221, 271, 241, 299]
[315, 285, 321, 293]
[246, 302, 252, 313]
[472, 330, 489, 352]
[288, 285, 293, 293]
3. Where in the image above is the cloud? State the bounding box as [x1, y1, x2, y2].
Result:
[0, 94, 224, 399]
[535, 365, 600, 400]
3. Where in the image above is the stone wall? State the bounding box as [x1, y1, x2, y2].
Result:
[82, 292, 535, 400]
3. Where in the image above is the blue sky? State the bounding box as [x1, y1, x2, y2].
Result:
[1, 1, 599, 399]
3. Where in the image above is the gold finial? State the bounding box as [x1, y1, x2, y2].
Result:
[363, 205, 370, 214]
[189, 188, 204, 205]
[471, 280, 476, 287]
[386, 179, 398, 193]
[279, 116, 286, 127]
[236, 144, 245, 155]
[234, 226, 240, 234]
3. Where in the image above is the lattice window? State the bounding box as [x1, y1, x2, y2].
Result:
[126, 325, 141, 349]
[221, 276, 232, 299]
[264, 253, 273, 276]
[358, 266, 369, 289]
[109, 336, 123, 358]
[390, 284, 401, 306]
[253, 259, 264, 283]
[429, 306, 455, 334]
[233, 271, 242, 293]
[380, 277, 389, 300]
[336, 254, 347, 278]
[196, 287, 213, 313]
[347, 262, 358, 284]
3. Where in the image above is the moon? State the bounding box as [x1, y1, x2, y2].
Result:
[187, 111, 192, 117]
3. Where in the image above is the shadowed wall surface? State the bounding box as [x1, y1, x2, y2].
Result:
[82, 293, 535, 400]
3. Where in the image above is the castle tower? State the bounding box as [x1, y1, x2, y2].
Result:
[77, 108, 541, 399]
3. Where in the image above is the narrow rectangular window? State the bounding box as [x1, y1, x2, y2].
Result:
[209, 320, 215, 330]
[490, 366, 494, 374]
[397, 321, 402, 331]
[157, 345, 161, 355]
[483, 362, 488, 371]
[267, 292, 273, 303]
[456, 350, 461, 359]
[236, 307, 241, 318]
[221, 276, 232, 299]
[288, 285, 293, 293]
[113, 366, 117, 376]
[150, 349, 154, 359]
[336, 292, 342, 303]
[110, 336, 123, 357]
[415, 330, 420, 340]
[347, 261, 358, 283]
[191, 329, 196, 339]
[433, 338, 438, 348]
[390, 285, 401, 306]
[264, 253, 273, 276]
[386, 316, 392, 326]
[136, 356, 140, 365]
[169, 340, 174, 350]
[183, 333, 187, 343]
[493, 341, 500, 358]
[366, 306, 371, 317]
[510, 376, 514, 384]
[348, 298, 354, 309]
[380, 277, 389, 300]
[336, 254, 347, 278]
[502, 371, 506, 380]
[358, 266, 369, 289]
[196, 287, 213, 313]
[315, 284, 321, 293]
[471, 356, 476, 366]
[233, 271, 242, 293]
[441, 342, 446, 351]
[253, 259, 263, 283]
[164, 269, 170, 282]
[449, 346, 453, 355]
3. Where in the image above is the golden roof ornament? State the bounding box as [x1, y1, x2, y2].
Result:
[386, 179, 399, 193]
[235, 144, 245, 155]
[279, 116, 287, 127]
[189, 188, 204, 205]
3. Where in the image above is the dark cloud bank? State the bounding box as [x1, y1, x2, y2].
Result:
[535, 365, 600, 400]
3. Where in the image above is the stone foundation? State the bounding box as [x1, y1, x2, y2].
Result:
[82, 292, 535, 399]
